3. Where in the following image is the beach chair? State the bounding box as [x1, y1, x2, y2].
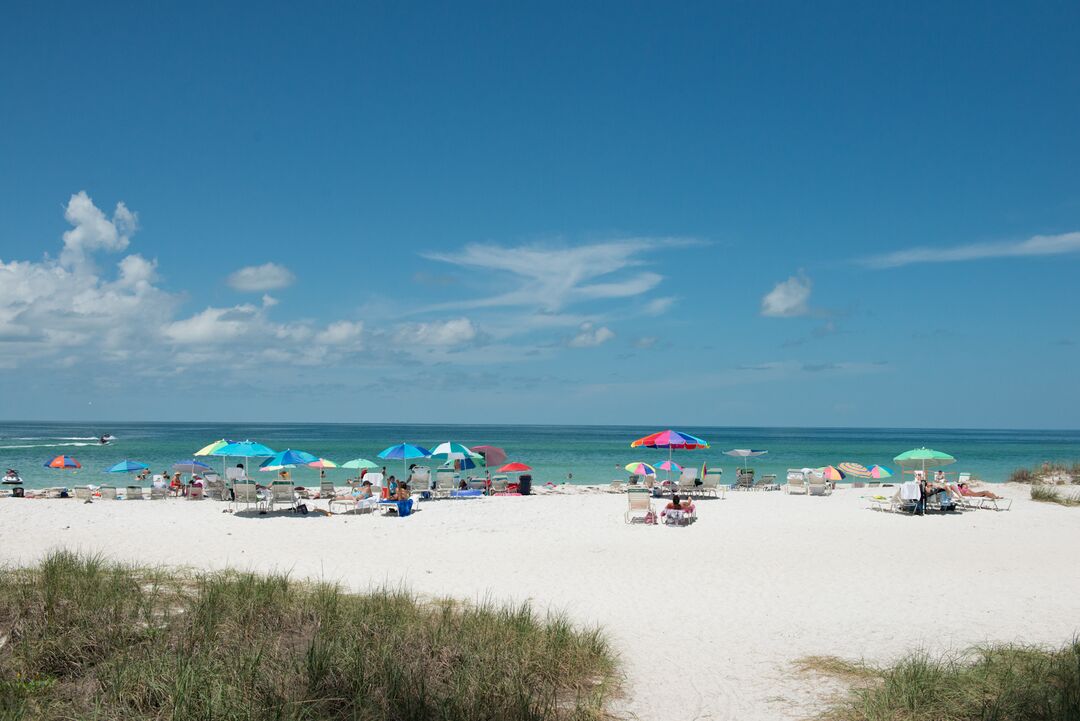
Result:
[231, 482, 262, 512]
[187, 485, 205, 500]
[698, 474, 723, 498]
[735, 468, 755, 490]
[624, 488, 655, 524]
[608, 480, 625, 493]
[661, 501, 696, 526]
[786, 470, 808, 495]
[73, 486, 93, 501]
[98, 485, 117, 500]
[807, 472, 831, 496]
[204, 476, 226, 501]
[758, 474, 779, 491]
[150, 485, 168, 500]
[431, 472, 457, 498]
[408, 466, 431, 491]
[896, 481, 921, 512]
[676, 467, 699, 496]
[268, 482, 296, 512]
[319, 478, 336, 499]
[329, 490, 379, 515]
[489, 475, 509, 494]
[125, 485, 143, 500]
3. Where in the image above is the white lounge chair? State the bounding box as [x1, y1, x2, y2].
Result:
[149, 485, 168, 500]
[409, 466, 431, 491]
[786, 470, 808, 495]
[125, 486, 143, 500]
[676, 467, 699, 496]
[319, 478, 336, 499]
[735, 468, 755, 490]
[432, 472, 457, 498]
[268, 482, 296, 512]
[204, 476, 226, 501]
[698, 474, 724, 499]
[625, 489, 654, 524]
[74, 486, 93, 501]
[489, 476, 509, 494]
[231, 482, 261, 512]
[329, 491, 379, 515]
[807, 472, 831, 496]
[99, 485, 117, 500]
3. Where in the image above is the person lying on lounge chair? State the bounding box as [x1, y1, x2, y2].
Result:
[957, 482, 1003, 500]
[664, 494, 694, 512]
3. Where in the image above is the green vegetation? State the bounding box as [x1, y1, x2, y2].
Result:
[1030, 484, 1080, 506]
[1008, 461, 1080, 485]
[0, 552, 618, 721]
[803, 641, 1080, 721]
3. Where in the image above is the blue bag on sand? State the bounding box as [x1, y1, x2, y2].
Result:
[397, 499, 413, 517]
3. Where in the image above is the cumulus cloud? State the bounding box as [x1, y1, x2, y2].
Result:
[568, 322, 615, 348]
[861, 231, 1080, 269]
[394, 318, 478, 347]
[227, 262, 296, 292]
[59, 191, 137, 267]
[761, 272, 812, 318]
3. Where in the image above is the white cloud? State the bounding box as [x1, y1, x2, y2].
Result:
[394, 318, 478, 347]
[761, 272, 812, 318]
[634, 336, 657, 349]
[423, 238, 688, 312]
[568, 322, 615, 348]
[645, 296, 675, 316]
[318, 320, 364, 345]
[862, 231, 1080, 269]
[227, 262, 296, 292]
[59, 191, 137, 267]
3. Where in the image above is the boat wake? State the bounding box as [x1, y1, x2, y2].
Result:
[0, 442, 98, 449]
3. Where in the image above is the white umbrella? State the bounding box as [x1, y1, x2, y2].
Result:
[723, 448, 768, 471]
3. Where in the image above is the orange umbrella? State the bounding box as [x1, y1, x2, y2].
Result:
[498, 462, 531, 473]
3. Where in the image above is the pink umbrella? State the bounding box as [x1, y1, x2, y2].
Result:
[656, 460, 682, 472]
[472, 445, 508, 467]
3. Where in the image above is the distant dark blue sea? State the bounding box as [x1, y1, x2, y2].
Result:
[2, 421, 1078, 489]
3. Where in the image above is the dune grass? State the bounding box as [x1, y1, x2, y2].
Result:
[1030, 485, 1080, 506]
[803, 641, 1080, 721]
[0, 552, 619, 721]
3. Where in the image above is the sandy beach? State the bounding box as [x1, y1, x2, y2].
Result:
[1, 484, 1078, 720]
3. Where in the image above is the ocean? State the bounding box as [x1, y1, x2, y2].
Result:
[2, 421, 1078, 489]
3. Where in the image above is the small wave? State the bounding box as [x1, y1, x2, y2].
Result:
[0, 442, 96, 449]
[7, 436, 101, 441]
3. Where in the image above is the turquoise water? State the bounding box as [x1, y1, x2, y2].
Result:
[2, 421, 1079, 489]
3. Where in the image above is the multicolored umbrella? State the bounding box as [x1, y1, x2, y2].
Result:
[194, 439, 231, 456]
[656, 460, 682, 472]
[429, 442, 482, 461]
[837, 462, 871, 478]
[308, 458, 338, 469]
[498, 462, 532, 473]
[868, 464, 894, 479]
[631, 430, 709, 449]
[624, 462, 656, 476]
[472, 445, 508, 467]
[44, 455, 80, 469]
[105, 460, 148, 473]
[820, 465, 846, 481]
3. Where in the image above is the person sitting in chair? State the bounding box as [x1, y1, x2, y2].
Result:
[393, 482, 411, 501]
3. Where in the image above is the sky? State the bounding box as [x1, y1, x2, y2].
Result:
[1, 1, 1078, 429]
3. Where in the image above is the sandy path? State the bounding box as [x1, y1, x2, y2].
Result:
[2, 484, 1078, 720]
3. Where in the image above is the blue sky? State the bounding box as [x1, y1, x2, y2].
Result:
[1, 1, 1078, 428]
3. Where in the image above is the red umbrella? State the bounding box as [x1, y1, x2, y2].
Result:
[498, 462, 531, 473]
[473, 445, 508, 467]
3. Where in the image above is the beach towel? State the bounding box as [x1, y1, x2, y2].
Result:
[899, 482, 920, 501]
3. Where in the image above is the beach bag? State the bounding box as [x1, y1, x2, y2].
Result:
[644, 510, 656, 525]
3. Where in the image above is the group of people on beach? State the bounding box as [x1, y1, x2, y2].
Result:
[913, 469, 1003, 515]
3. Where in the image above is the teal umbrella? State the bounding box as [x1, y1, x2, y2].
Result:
[105, 460, 148, 473]
[893, 448, 955, 478]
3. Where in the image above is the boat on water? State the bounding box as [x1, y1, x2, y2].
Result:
[3, 469, 23, 485]
[99, 434, 116, 445]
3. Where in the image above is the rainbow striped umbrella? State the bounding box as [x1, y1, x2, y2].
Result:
[868, 464, 894, 479]
[44, 455, 80, 469]
[837, 462, 871, 478]
[631, 430, 709, 449]
[820, 465, 846, 481]
[624, 462, 656, 476]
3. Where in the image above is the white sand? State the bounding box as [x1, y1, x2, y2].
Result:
[2, 484, 1078, 720]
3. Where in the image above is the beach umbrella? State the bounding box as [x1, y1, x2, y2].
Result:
[893, 448, 956, 477]
[342, 458, 379, 470]
[105, 460, 148, 473]
[868, 464, 894, 479]
[308, 458, 338, 469]
[820, 465, 846, 482]
[837, 462, 871, 478]
[44, 455, 80, 469]
[194, 439, 231, 456]
[260, 449, 319, 469]
[472, 445, 508, 467]
[624, 462, 656, 476]
[378, 443, 431, 483]
[429, 442, 482, 462]
[631, 430, 709, 481]
[723, 449, 768, 471]
[498, 462, 532, 473]
[656, 460, 682, 472]
[172, 459, 212, 474]
[216, 440, 276, 476]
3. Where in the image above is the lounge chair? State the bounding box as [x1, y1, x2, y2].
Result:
[675, 467, 699, 496]
[319, 478, 336, 499]
[786, 470, 808, 495]
[73, 486, 93, 501]
[758, 474, 779, 491]
[363, 472, 384, 489]
[661, 501, 696, 526]
[329, 491, 379, 515]
[268, 482, 296, 512]
[807, 472, 831, 496]
[735, 468, 755, 490]
[624, 489, 655, 524]
[204, 475, 226, 501]
[431, 472, 457, 498]
[125, 486, 143, 500]
[489, 475, 509, 494]
[698, 474, 724, 499]
[99, 485, 117, 500]
[897, 481, 921, 512]
[408, 466, 431, 491]
[187, 485, 205, 500]
[231, 482, 262, 512]
[149, 485, 168, 500]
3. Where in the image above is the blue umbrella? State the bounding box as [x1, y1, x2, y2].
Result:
[173, 459, 213, 474]
[106, 460, 148, 473]
[259, 449, 319, 469]
[217, 440, 276, 457]
[378, 443, 431, 483]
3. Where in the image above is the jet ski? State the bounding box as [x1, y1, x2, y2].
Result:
[2, 469, 23, 485]
[99, 434, 116, 445]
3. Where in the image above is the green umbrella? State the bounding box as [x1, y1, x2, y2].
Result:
[342, 458, 380, 470]
[893, 447, 956, 477]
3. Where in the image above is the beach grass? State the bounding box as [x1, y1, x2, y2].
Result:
[0, 552, 619, 721]
[1008, 461, 1080, 485]
[1030, 485, 1080, 506]
[803, 641, 1080, 721]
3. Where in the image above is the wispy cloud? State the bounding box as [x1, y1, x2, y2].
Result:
[761, 271, 812, 317]
[227, 262, 296, 291]
[861, 231, 1080, 269]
